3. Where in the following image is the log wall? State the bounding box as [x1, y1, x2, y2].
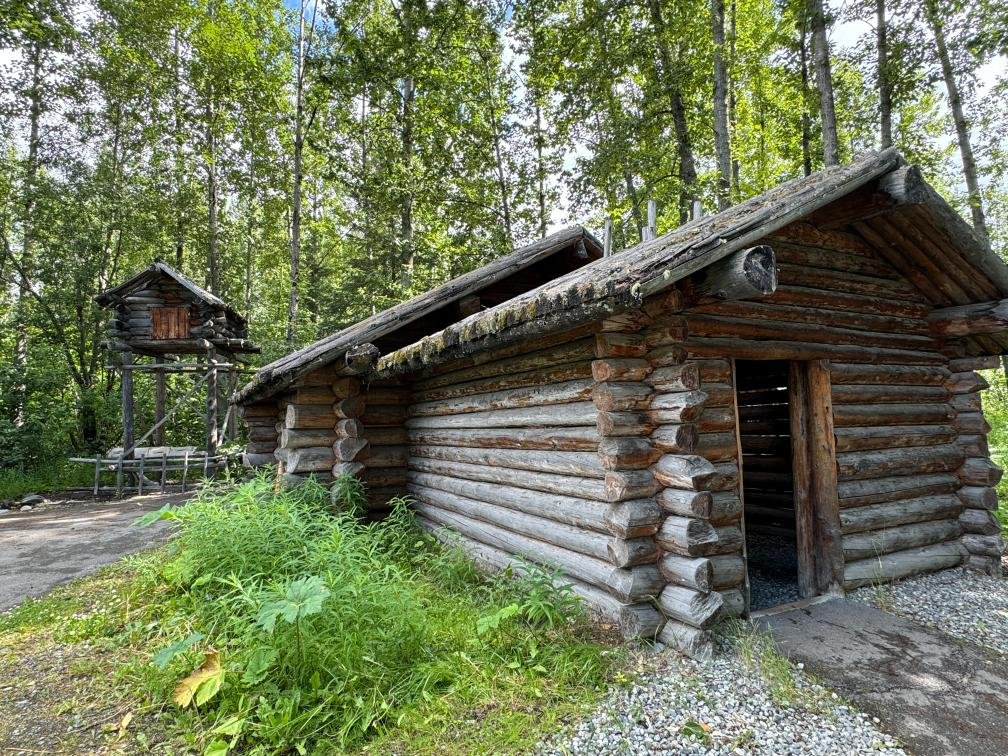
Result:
[240, 400, 281, 467]
[405, 325, 666, 640]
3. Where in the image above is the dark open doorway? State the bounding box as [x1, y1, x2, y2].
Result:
[735, 358, 844, 612]
[736, 360, 799, 610]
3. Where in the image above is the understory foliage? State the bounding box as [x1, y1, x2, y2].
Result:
[125, 474, 614, 753]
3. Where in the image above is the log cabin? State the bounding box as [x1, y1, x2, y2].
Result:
[234, 150, 1007, 657]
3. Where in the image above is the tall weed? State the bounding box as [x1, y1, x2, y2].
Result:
[136, 474, 613, 753]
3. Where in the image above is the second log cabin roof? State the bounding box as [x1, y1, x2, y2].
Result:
[236, 148, 1008, 406]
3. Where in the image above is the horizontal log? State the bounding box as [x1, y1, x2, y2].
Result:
[949, 392, 982, 412]
[597, 411, 654, 436]
[829, 363, 950, 386]
[839, 494, 962, 535]
[647, 363, 700, 392]
[647, 344, 687, 367]
[361, 467, 406, 487]
[718, 588, 745, 618]
[928, 297, 1008, 337]
[700, 383, 734, 408]
[413, 362, 594, 403]
[414, 504, 662, 601]
[690, 244, 778, 301]
[957, 435, 989, 458]
[591, 358, 650, 382]
[697, 407, 735, 433]
[959, 508, 1002, 535]
[946, 371, 989, 395]
[410, 379, 594, 417]
[656, 489, 741, 524]
[658, 554, 712, 591]
[361, 404, 406, 426]
[833, 424, 955, 453]
[843, 520, 961, 561]
[408, 426, 600, 451]
[246, 440, 275, 455]
[836, 444, 965, 481]
[658, 620, 713, 659]
[653, 455, 738, 492]
[285, 403, 336, 430]
[408, 456, 609, 500]
[332, 462, 364, 479]
[333, 438, 369, 463]
[954, 412, 991, 434]
[598, 437, 662, 470]
[657, 519, 744, 557]
[408, 469, 661, 538]
[650, 424, 699, 453]
[247, 425, 277, 442]
[960, 458, 1004, 486]
[330, 377, 361, 398]
[658, 584, 724, 629]
[966, 554, 1003, 576]
[838, 473, 960, 507]
[961, 533, 1005, 558]
[410, 444, 604, 477]
[843, 541, 965, 589]
[334, 397, 366, 419]
[831, 384, 949, 405]
[280, 428, 337, 449]
[957, 485, 998, 511]
[604, 470, 661, 502]
[407, 482, 657, 567]
[948, 356, 1001, 372]
[404, 402, 597, 429]
[284, 446, 336, 473]
[243, 452, 275, 467]
[696, 432, 737, 462]
[684, 337, 945, 365]
[415, 337, 596, 391]
[422, 524, 664, 639]
[647, 391, 708, 423]
[364, 444, 406, 468]
[832, 403, 954, 427]
[592, 381, 653, 411]
[336, 418, 364, 438]
[292, 386, 335, 405]
[710, 554, 746, 589]
[692, 359, 732, 383]
[595, 332, 647, 358]
[367, 426, 408, 445]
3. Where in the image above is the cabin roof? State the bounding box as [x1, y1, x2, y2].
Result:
[237, 149, 1008, 405]
[95, 261, 246, 326]
[235, 225, 603, 404]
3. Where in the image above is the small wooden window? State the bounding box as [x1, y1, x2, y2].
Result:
[151, 306, 190, 340]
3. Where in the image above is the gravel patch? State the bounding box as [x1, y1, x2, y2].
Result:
[539, 635, 905, 756]
[850, 563, 1008, 656]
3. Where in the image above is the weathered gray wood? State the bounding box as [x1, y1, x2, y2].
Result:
[718, 588, 746, 618]
[592, 381, 653, 411]
[659, 554, 713, 591]
[658, 620, 713, 659]
[283, 446, 336, 473]
[836, 444, 965, 481]
[404, 402, 597, 429]
[843, 541, 965, 589]
[807, 359, 843, 594]
[604, 470, 662, 501]
[831, 403, 954, 427]
[960, 458, 1003, 486]
[655, 516, 718, 555]
[280, 428, 338, 449]
[695, 432, 737, 462]
[689, 245, 778, 302]
[650, 424, 699, 453]
[928, 297, 1008, 336]
[285, 403, 337, 429]
[598, 437, 662, 470]
[409, 379, 594, 417]
[408, 455, 610, 500]
[363, 444, 405, 468]
[839, 494, 962, 535]
[647, 363, 700, 392]
[961, 533, 1006, 558]
[121, 351, 135, 459]
[408, 482, 656, 567]
[653, 455, 737, 492]
[414, 503, 662, 601]
[833, 424, 956, 452]
[957, 485, 998, 511]
[831, 384, 950, 404]
[710, 554, 746, 588]
[658, 584, 724, 629]
[408, 426, 600, 451]
[407, 469, 661, 538]
[647, 391, 708, 423]
[597, 411, 654, 436]
[243, 452, 275, 467]
[592, 358, 650, 382]
[333, 438, 370, 463]
[946, 371, 989, 394]
[411, 443, 604, 477]
[959, 508, 1002, 535]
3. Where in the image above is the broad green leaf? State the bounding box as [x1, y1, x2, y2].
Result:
[242, 647, 276, 685]
[152, 632, 204, 669]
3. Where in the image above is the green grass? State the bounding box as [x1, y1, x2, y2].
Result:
[0, 460, 93, 500]
[0, 474, 620, 754]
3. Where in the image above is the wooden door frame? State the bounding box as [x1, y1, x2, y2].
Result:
[787, 359, 844, 597]
[733, 357, 844, 615]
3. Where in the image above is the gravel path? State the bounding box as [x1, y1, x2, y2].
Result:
[539, 634, 905, 756]
[746, 533, 801, 610]
[850, 563, 1008, 656]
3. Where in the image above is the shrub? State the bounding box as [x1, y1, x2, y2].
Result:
[136, 474, 613, 753]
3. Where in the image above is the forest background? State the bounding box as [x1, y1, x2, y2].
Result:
[1, 0, 1007, 490]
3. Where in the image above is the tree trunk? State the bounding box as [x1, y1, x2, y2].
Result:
[648, 0, 697, 222]
[244, 151, 256, 319]
[288, 0, 308, 346]
[924, 0, 989, 245]
[799, 16, 813, 176]
[711, 0, 732, 209]
[173, 28, 185, 269]
[876, 0, 892, 149]
[400, 74, 416, 290]
[205, 90, 220, 295]
[535, 101, 547, 238]
[809, 0, 839, 166]
[13, 40, 43, 427]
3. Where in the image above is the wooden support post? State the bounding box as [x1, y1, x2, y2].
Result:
[93, 453, 101, 496]
[182, 450, 190, 492]
[788, 362, 816, 599]
[154, 358, 166, 446]
[645, 200, 657, 241]
[206, 348, 219, 458]
[604, 218, 613, 257]
[807, 359, 843, 594]
[121, 351, 135, 459]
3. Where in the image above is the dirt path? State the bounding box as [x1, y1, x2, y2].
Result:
[0, 492, 189, 611]
[761, 598, 1008, 756]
